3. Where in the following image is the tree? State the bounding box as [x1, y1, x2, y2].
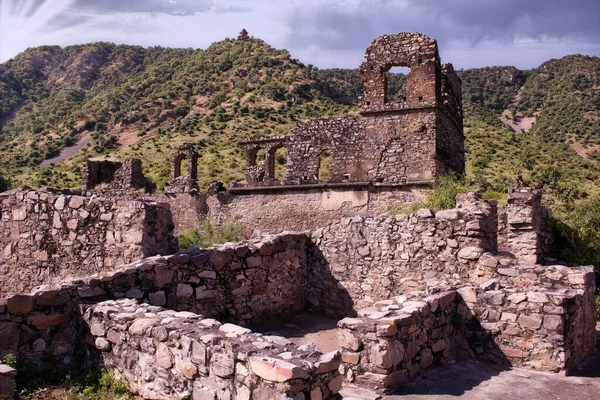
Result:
[0, 172, 8, 192]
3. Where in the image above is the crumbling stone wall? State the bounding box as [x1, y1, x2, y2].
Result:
[83, 158, 155, 196]
[82, 299, 342, 400]
[337, 291, 458, 391]
[0, 232, 309, 364]
[0, 189, 596, 397]
[238, 32, 464, 189]
[0, 189, 176, 297]
[498, 188, 552, 263]
[208, 186, 425, 236]
[306, 193, 497, 317]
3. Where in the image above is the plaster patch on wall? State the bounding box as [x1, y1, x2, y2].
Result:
[320, 190, 369, 211]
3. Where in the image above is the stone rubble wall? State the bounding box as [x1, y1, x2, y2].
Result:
[82, 299, 343, 400]
[336, 291, 458, 393]
[457, 280, 595, 373]
[159, 193, 209, 235]
[0, 189, 176, 297]
[0, 364, 15, 399]
[0, 232, 309, 367]
[336, 266, 595, 395]
[306, 193, 497, 317]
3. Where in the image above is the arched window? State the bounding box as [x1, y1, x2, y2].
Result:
[318, 150, 331, 182]
[386, 66, 410, 104]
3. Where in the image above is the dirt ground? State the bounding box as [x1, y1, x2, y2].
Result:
[252, 313, 341, 353]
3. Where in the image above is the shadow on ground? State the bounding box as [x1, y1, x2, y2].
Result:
[385, 328, 600, 400]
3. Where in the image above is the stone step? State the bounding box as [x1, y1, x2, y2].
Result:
[339, 386, 382, 400]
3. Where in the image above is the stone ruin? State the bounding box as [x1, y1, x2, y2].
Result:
[165, 144, 200, 195]
[0, 33, 597, 400]
[83, 158, 156, 196]
[238, 32, 463, 188]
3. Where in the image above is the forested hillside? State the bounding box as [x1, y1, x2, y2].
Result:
[1, 37, 599, 264]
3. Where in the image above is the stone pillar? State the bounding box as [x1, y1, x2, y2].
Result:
[0, 364, 16, 399]
[455, 192, 498, 252]
[505, 188, 551, 264]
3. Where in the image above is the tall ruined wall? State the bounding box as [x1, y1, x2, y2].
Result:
[360, 110, 438, 184]
[285, 117, 362, 184]
[0, 190, 176, 297]
[306, 193, 498, 317]
[160, 193, 208, 234]
[359, 33, 439, 111]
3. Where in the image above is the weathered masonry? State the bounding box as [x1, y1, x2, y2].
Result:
[0, 189, 596, 399]
[239, 32, 463, 187]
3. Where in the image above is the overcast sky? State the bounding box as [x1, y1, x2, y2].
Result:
[1, 0, 599, 69]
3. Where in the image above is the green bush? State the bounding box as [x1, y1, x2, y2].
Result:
[179, 220, 243, 249]
[423, 174, 469, 210]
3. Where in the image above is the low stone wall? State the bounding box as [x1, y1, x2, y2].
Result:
[0, 189, 176, 297]
[0, 232, 309, 365]
[459, 263, 597, 372]
[82, 299, 343, 400]
[458, 285, 591, 372]
[0, 364, 16, 399]
[306, 193, 497, 317]
[336, 290, 458, 393]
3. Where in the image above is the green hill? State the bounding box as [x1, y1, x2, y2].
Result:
[1, 38, 599, 264]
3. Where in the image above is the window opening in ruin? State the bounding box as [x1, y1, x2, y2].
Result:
[343, 174, 350, 181]
[173, 154, 188, 179]
[318, 150, 331, 182]
[256, 149, 266, 163]
[386, 66, 410, 104]
[274, 147, 288, 181]
[179, 156, 190, 178]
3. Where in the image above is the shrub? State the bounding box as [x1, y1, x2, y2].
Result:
[178, 220, 243, 249]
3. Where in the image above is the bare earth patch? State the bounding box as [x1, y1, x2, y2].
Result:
[40, 131, 92, 166]
[499, 110, 536, 134]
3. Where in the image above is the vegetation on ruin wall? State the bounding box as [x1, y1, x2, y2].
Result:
[178, 220, 244, 250]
